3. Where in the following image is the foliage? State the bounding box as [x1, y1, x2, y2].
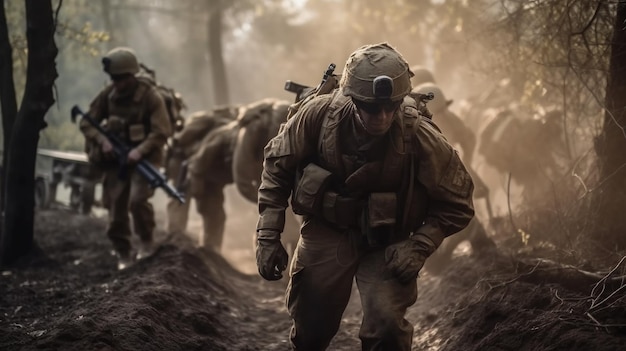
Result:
[471, 0, 613, 138]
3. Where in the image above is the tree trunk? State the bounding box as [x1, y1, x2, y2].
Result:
[207, 0, 229, 106]
[0, 0, 18, 221]
[0, 0, 58, 265]
[593, 2, 626, 250]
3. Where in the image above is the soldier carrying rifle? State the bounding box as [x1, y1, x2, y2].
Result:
[77, 47, 174, 270]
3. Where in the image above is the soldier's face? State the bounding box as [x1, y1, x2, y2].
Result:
[110, 73, 135, 91]
[354, 100, 400, 135]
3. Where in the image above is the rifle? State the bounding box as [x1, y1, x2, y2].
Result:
[409, 91, 435, 119]
[71, 105, 185, 204]
[284, 63, 337, 104]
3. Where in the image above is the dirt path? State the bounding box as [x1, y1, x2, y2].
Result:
[1, 206, 625, 350]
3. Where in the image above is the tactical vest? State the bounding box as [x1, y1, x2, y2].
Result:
[317, 91, 421, 189]
[303, 91, 425, 237]
[104, 79, 154, 146]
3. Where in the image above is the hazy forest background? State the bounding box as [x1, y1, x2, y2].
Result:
[2, 0, 626, 264]
[3, 0, 606, 152]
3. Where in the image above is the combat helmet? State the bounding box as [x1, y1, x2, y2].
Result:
[102, 47, 140, 75]
[409, 65, 436, 86]
[340, 43, 413, 103]
[412, 83, 451, 114]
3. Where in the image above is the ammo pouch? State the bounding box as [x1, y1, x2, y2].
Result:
[321, 192, 362, 228]
[292, 163, 333, 216]
[361, 192, 397, 247]
[128, 123, 147, 144]
[105, 115, 147, 146]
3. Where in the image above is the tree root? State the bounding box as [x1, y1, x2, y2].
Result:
[514, 256, 626, 295]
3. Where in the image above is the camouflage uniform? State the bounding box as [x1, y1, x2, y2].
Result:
[81, 47, 171, 267]
[257, 43, 475, 350]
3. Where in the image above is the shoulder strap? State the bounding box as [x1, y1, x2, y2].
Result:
[318, 91, 350, 174]
[399, 95, 422, 234]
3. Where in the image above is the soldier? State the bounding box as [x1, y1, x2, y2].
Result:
[80, 47, 171, 270]
[256, 43, 475, 350]
[173, 99, 296, 253]
[412, 81, 496, 274]
[478, 108, 566, 205]
[412, 83, 476, 163]
[409, 65, 436, 89]
[165, 107, 238, 235]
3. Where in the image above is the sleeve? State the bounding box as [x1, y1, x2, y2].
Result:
[80, 88, 109, 144]
[414, 119, 475, 246]
[135, 88, 172, 156]
[256, 96, 329, 232]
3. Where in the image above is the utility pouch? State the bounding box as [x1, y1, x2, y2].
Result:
[322, 192, 361, 228]
[128, 123, 147, 143]
[361, 192, 397, 247]
[85, 139, 116, 169]
[107, 115, 126, 133]
[292, 163, 333, 216]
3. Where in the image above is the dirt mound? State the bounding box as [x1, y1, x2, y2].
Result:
[411, 253, 626, 351]
[1, 209, 625, 350]
[0, 210, 290, 351]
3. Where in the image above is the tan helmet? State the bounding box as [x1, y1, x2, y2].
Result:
[412, 83, 450, 114]
[410, 65, 436, 86]
[102, 47, 139, 75]
[340, 43, 413, 103]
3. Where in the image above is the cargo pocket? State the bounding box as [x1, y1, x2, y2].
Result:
[292, 163, 333, 216]
[286, 266, 305, 320]
[128, 123, 146, 143]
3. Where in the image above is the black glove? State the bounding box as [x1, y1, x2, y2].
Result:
[256, 229, 289, 281]
[385, 234, 437, 284]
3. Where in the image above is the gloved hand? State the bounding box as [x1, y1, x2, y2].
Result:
[256, 229, 289, 281]
[385, 233, 437, 284]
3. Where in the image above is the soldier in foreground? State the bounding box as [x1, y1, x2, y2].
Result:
[255, 43, 475, 350]
[80, 47, 171, 270]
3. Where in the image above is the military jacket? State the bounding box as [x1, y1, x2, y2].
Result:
[257, 90, 475, 244]
[80, 78, 171, 165]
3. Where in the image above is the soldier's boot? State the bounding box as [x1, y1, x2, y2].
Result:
[136, 240, 156, 260]
[117, 251, 134, 270]
[130, 195, 156, 260]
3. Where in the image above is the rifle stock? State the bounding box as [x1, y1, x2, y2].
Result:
[284, 63, 337, 104]
[71, 105, 185, 204]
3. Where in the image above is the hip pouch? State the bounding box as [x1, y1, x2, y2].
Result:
[361, 192, 397, 247]
[292, 163, 333, 216]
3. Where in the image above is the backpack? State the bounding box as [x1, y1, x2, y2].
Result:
[285, 63, 341, 120]
[137, 64, 186, 136]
